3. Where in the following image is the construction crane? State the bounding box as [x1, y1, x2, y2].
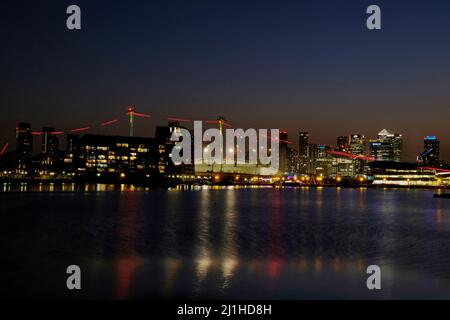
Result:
[126, 106, 150, 137]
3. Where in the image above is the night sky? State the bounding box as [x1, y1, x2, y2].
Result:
[1, 0, 450, 160]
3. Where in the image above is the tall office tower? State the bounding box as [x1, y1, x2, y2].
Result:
[298, 132, 309, 157]
[349, 134, 366, 155]
[63, 134, 80, 173]
[298, 131, 309, 174]
[42, 127, 59, 155]
[349, 134, 366, 174]
[16, 123, 33, 159]
[370, 129, 403, 162]
[315, 145, 333, 177]
[279, 131, 289, 174]
[155, 121, 194, 176]
[392, 134, 403, 162]
[287, 147, 299, 176]
[418, 136, 440, 166]
[66, 134, 80, 153]
[307, 143, 318, 175]
[337, 135, 349, 152]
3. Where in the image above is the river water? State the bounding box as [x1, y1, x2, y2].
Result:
[1, 186, 449, 299]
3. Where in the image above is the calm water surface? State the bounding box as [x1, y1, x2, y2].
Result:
[1, 186, 449, 299]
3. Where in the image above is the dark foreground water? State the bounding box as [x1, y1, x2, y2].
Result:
[1, 186, 450, 299]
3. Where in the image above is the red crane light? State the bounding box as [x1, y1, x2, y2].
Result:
[166, 117, 192, 123]
[101, 119, 118, 126]
[70, 127, 90, 133]
[328, 150, 375, 161]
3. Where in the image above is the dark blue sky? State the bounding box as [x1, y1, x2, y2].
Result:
[1, 0, 450, 160]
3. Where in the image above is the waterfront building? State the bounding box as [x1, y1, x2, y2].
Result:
[370, 161, 449, 187]
[76, 134, 157, 178]
[333, 157, 354, 178]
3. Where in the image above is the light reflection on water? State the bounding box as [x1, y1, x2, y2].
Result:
[1, 187, 450, 299]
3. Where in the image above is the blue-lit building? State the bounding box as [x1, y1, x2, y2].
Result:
[418, 136, 440, 166]
[370, 129, 403, 162]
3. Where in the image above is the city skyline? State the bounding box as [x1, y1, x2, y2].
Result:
[2, 116, 448, 164]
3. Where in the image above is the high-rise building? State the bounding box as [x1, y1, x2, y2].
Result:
[298, 131, 309, 174]
[298, 132, 309, 157]
[307, 143, 318, 174]
[63, 134, 80, 171]
[370, 129, 403, 162]
[279, 131, 289, 174]
[287, 147, 299, 176]
[349, 134, 366, 155]
[42, 127, 59, 155]
[349, 134, 366, 174]
[392, 134, 403, 162]
[333, 157, 354, 178]
[155, 121, 194, 176]
[336, 135, 349, 152]
[315, 145, 333, 177]
[418, 136, 440, 166]
[16, 123, 33, 159]
[66, 134, 80, 153]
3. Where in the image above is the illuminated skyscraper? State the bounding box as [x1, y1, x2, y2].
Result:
[349, 134, 366, 174]
[307, 143, 317, 174]
[16, 123, 33, 159]
[392, 133, 403, 162]
[287, 147, 299, 176]
[349, 134, 366, 155]
[298, 131, 309, 174]
[315, 145, 333, 177]
[336, 135, 349, 152]
[279, 131, 289, 174]
[370, 129, 403, 162]
[298, 132, 309, 157]
[418, 136, 440, 166]
[42, 127, 59, 155]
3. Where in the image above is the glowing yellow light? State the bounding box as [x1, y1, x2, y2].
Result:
[120, 173, 126, 178]
[336, 176, 342, 182]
